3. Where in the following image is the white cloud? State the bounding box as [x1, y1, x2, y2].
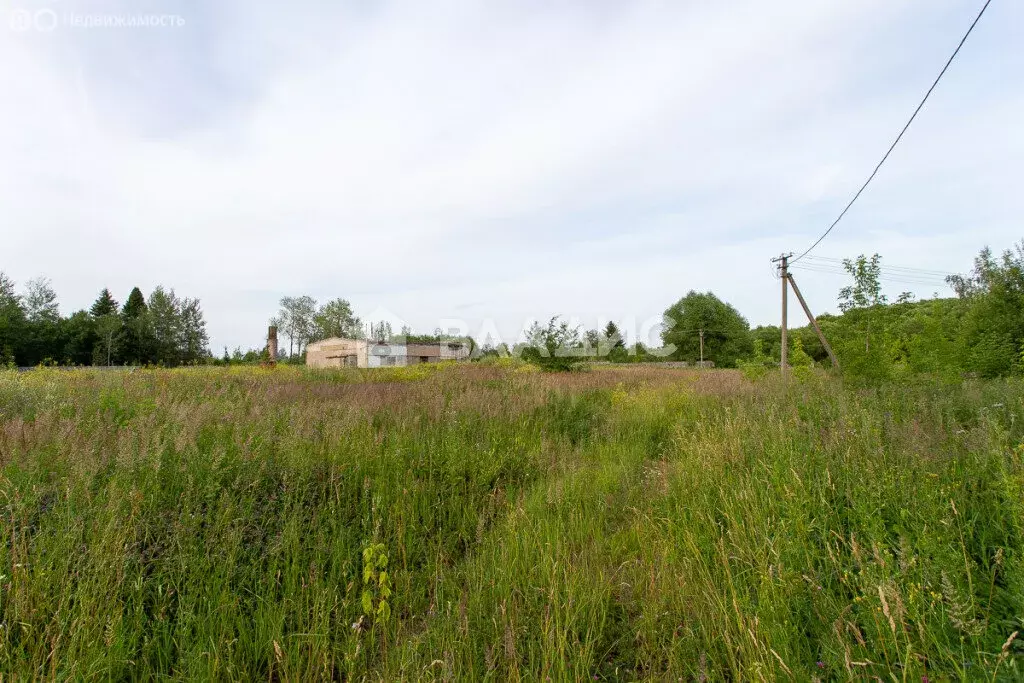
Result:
[1, 0, 1021, 351]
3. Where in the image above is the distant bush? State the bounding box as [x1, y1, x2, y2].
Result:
[521, 316, 587, 372]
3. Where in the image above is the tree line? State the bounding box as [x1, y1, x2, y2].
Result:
[269, 296, 363, 358]
[494, 240, 1024, 379]
[0, 275, 209, 367]
[666, 241, 1023, 380]
[5, 238, 1020, 378]
[761, 242, 1024, 380]
[253, 238, 1023, 379]
[256, 296, 480, 364]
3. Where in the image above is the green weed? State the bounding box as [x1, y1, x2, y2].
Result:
[0, 366, 1020, 680]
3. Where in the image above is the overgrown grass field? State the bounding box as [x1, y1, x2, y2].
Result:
[1, 364, 1022, 680]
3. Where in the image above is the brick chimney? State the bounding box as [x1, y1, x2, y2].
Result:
[268, 325, 278, 362]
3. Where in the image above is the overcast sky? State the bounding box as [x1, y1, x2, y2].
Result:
[1, 0, 1021, 351]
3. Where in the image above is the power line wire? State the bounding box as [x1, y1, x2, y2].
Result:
[793, 262, 945, 278]
[790, 264, 950, 288]
[801, 255, 957, 277]
[798, 267, 952, 283]
[803, 260, 954, 278]
[791, 0, 993, 264]
[793, 263, 949, 281]
[791, 260, 948, 278]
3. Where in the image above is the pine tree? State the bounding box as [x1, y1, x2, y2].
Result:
[122, 287, 147, 318]
[603, 321, 626, 349]
[118, 287, 153, 364]
[89, 288, 122, 365]
[90, 288, 119, 318]
[604, 321, 628, 362]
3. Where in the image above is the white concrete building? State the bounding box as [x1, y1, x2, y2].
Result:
[305, 338, 470, 369]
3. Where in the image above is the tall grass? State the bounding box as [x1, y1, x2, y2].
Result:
[1, 366, 1021, 679]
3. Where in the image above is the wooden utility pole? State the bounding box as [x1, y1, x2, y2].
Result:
[786, 274, 840, 370]
[772, 254, 791, 377]
[698, 328, 704, 367]
[770, 252, 841, 373]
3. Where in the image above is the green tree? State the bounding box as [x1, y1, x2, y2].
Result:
[179, 298, 210, 364]
[629, 342, 657, 362]
[122, 287, 147, 319]
[583, 328, 601, 356]
[661, 291, 751, 367]
[118, 287, 153, 364]
[367, 320, 394, 342]
[89, 289, 122, 364]
[62, 310, 98, 366]
[790, 336, 813, 367]
[896, 298, 964, 376]
[838, 254, 886, 312]
[94, 314, 121, 366]
[148, 286, 182, 366]
[0, 272, 26, 365]
[750, 325, 781, 362]
[950, 242, 1024, 377]
[477, 342, 510, 359]
[827, 254, 895, 380]
[89, 288, 119, 318]
[603, 321, 625, 348]
[24, 277, 59, 323]
[23, 277, 62, 365]
[522, 316, 583, 371]
[313, 298, 362, 341]
[273, 295, 318, 358]
[599, 321, 628, 362]
[838, 254, 887, 354]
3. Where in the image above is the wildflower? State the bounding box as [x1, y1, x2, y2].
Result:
[816, 661, 825, 668]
